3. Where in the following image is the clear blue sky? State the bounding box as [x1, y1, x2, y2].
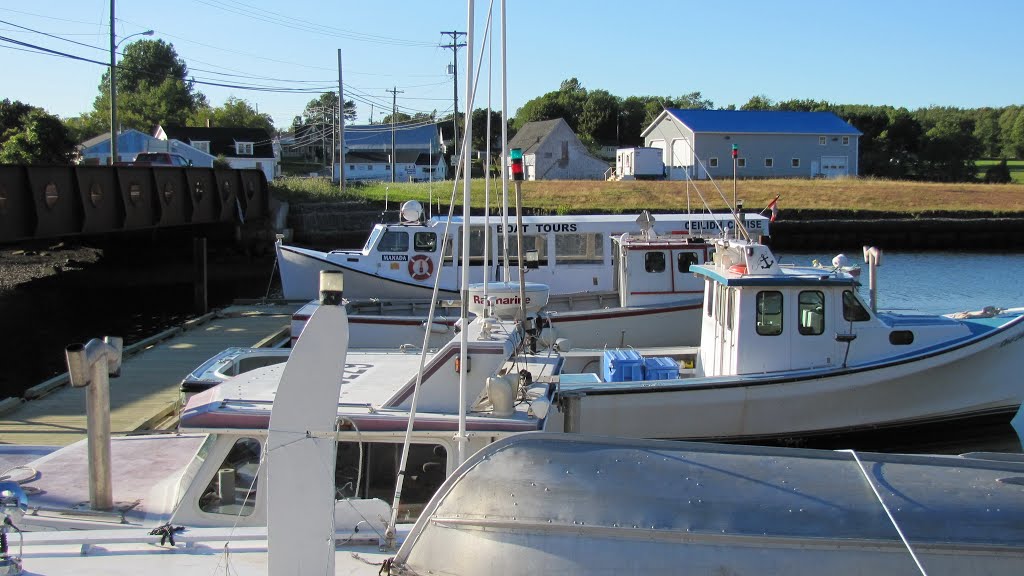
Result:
[2, 0, 1021, 132]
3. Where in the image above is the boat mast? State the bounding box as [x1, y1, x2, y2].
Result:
[457, 0, 474, 466]
[500, 0, 510, 279]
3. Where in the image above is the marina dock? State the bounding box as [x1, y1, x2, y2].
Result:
[0, 302, 298, 447]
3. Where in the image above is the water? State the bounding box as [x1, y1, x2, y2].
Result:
[778, 251, 1024, 315]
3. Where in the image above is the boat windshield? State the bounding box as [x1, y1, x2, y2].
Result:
[362, 227, 384, 253]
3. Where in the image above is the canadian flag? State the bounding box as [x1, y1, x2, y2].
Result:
[765, 195, 780, 223]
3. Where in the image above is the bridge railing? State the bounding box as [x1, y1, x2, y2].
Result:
[0, 165, 268, 243]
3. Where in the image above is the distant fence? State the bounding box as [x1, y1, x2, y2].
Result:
[0, 165, 269, 243]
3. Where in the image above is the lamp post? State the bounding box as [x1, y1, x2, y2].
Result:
[109, 0, 153, 164]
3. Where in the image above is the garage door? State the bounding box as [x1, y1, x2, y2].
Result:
[820, 156, 848, 178]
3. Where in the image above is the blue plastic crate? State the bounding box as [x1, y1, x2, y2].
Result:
[602, 349, 644, 382]
[643, 357, 679, 381]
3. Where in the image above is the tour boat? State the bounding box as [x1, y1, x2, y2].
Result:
[274, 201, 770, 301]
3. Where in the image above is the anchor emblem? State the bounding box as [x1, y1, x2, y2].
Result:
[759, 253, 774, 269]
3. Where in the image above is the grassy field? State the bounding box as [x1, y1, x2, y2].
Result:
[976, 159, 1024, 184]
[270, 176, 1024, 215]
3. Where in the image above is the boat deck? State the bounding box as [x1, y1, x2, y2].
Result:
[0, 303, 298, 447]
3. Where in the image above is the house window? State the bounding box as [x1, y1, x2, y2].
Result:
[818, 136, 827, 146]
[191, 140, 210, 154]
[791, 158, 800, 168]
[235, 141, 254, 155]
[349, 165, 355, 170]
[709, 157, 719, 168]
[764, 158, 773, 168]
[842, 136, 850, 146]
[737, 158, 746, 168]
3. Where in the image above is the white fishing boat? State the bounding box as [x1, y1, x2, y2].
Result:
[275, 201, 770, 301]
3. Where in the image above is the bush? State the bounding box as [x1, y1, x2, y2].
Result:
[984, 159, 1012, 184]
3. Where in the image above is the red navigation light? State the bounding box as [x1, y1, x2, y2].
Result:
[510, 148, 524, 181]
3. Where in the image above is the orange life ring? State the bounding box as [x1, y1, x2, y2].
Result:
[728, 264, 747, 275]
[408, 254, 434, 281]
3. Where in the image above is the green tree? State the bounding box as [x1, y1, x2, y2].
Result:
[578, 90, 618, 146]
[671, 92, 714, 110]
[971, 108, 1001, 158]
[997, 106, 1021, 158]
[0, 101, 76, 164]
[190, 96, 274, 133]
[470, 108, 505, 153]
[740, 94, 775, 110]
[90, 39, 205, 132]
[915, 115, 981, 182]
[984, 159, 1012, 183]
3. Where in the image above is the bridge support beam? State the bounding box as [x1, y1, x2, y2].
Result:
[193, 236, 207, 314]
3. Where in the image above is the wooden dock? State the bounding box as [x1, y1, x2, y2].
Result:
[0, 303, 298, 447]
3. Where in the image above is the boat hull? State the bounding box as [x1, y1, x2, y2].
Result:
[560, 314, 1024, 441]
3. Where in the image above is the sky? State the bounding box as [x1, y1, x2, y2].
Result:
[2, 0, 1022, 132]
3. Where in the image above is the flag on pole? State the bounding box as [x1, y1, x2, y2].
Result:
[762, 194, 780, 223]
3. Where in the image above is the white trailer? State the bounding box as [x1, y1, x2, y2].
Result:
[615, 147, 664, 180]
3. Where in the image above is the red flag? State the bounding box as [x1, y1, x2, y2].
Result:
[763, 195, 780, 223]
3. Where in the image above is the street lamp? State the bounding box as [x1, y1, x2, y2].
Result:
[109, 0, 153, 164]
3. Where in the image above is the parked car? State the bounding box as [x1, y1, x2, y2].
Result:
[119, 152, 193, 167]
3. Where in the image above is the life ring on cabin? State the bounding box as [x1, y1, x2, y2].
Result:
[728, 264, 748, 275]
[408, 255, 434, 281]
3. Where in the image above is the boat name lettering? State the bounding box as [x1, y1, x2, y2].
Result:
[500, 223, 578, 234]
[683, 219, 764, 231]
[382, 254, 409, 261]
[472, 294, 531, 306]
[999, 331, 1024, 348]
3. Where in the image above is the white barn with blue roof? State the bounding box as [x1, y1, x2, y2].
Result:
[642, 109, 861, 180]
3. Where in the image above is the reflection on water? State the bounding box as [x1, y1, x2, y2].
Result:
[778, 251, 1024, 315]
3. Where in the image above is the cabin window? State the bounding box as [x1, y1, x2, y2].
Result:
[716, 284, 727, 327]
[199, 437, 261, 517]
[677, 252, 699, 273]
[442, 237, 454, 266]
[889, 330, 914, 345]
[379, 230, 409, 252]
[726, 287, 735, 330]
[336, 441, 447, 521]
[414, 232, 437, 252]
[506, 234, 548, 266]
[755, 291, 784, 336]
[462, 226, 491, 266]
[709, 157, 719, 168]
[554, 233, 604, 265]
[645, 251, 666, 273]
[706, 282, 714, 318]
[842, 290, 871, 321]
[798, 290, 825, 336]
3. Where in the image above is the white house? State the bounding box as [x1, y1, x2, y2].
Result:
[507, 118, 608, 180]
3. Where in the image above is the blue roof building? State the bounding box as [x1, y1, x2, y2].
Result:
[640, 109, 862, 180]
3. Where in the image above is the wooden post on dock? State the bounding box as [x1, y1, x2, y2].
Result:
[194, 236, 207, 314]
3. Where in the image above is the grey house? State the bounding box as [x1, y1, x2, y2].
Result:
[643, 109, 862, 180]
[508, 118, 609, 180]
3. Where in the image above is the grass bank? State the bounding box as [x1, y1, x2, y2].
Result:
[270, 176, 1024, 216]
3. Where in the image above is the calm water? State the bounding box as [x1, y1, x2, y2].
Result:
[778, 251, 1024, 315]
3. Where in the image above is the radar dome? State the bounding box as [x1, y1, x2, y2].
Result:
[401, 200, 424, 223]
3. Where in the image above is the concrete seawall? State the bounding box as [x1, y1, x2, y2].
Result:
[285, 201, 1024, 251]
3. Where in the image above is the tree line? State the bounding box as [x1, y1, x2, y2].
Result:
[2, 40, 1022, 184]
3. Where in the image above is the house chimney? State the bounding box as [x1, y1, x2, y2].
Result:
[206, 118, 212, 128]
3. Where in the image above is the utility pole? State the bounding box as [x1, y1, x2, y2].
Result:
[338, 49, 345, 192]
[440, 30, 466, 158]
[387, 86, 404, 183]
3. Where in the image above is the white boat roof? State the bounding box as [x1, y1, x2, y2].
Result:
[395, 433, 1024, 574]
[431, 212, 768, 226]
[180, 337, 545, 434]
